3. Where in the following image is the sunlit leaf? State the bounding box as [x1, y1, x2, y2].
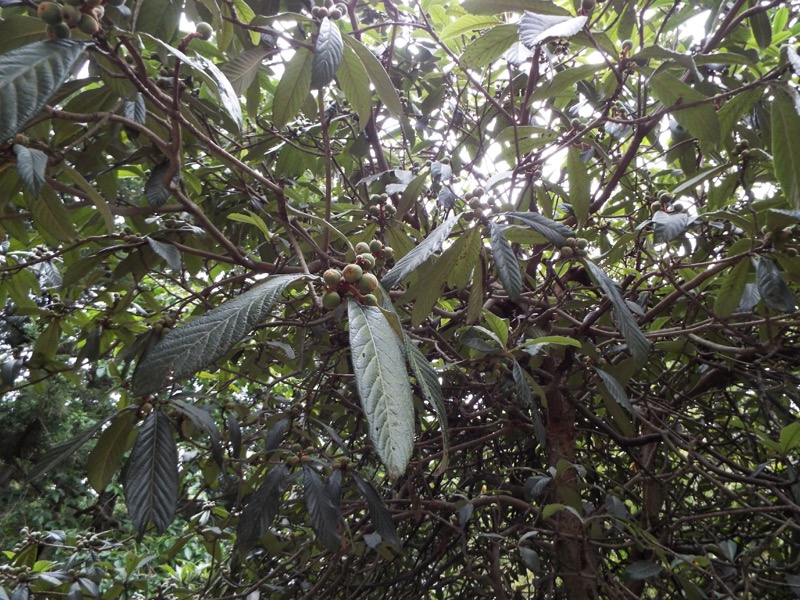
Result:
[771, 88, 800, 210]
[342, 36, 403, 117]
[273, 47, 314, 128]
[87, 410, 136, 494]
[519, 12, 587, 48]
[382, 213, 460, 288]
[348, 302, 415, 479]
[506, 212, 575, 247]
[489, 221, 522, 301]
[311, 18, 343, 89]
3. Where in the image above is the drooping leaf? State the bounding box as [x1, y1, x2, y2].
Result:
[0, 40, 88, 144]
[302, 464, 341, 552]
[170, 399, 223, 467]
[326, 468, 343, 508]
[29, 414, 116, 480]
[459, 24, 518, 69]
[122, 92, 147, 126]
[348, 301, 415, 479]
[519, 12, 587, 49]
[440, 15, 499, 40]
[134, 0, 182, 42]
[61, 165, 114, 233]
[143, 162, 177, 208]
[405, 339, 449, 474]
[264, 417, 290, 455]
[718, 87, 762, 143]
[273, 46, 314, 129]
[12, 144, 47, 197]
[220, 46, 270, 96]
[567, 147, 590, 228]
[771, 88, 800, 210]
[489, 222, 522, 302]
[236, 465, 287, 556]
[714, 258, 750, 318]
[87, 410, 137, 494]
[780, 421, 800, 454]
[337, 42, 372, 129]
[227, 412, 242, 460]
[132, 274, 314, 396]
[756, 256, 796, 313]
[311, 18, 343, 89]
[381, 213, 460, 288]
[584, 260, 651, 365]
[146, 237, 182, 272]
[748, 1, 771, 50]
[341, 36, 403, 117]
[123, 409, 179, 535]
[649, 72, 721, 147]
[506, 212, 575, 247]
[594, 368, 633, 414]
[352, 473, 401, 547]
[512, 361, 546, 446]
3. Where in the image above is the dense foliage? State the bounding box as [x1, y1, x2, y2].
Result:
[2, 0, 800, 597]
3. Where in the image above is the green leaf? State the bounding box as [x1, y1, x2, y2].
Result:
[61, 165, 115, 234]
[352, 473, 401, 547]
[463, 0, 570, 15]
[87, 411, 137, 494]
[146, 237, 182, 272]
[132, 274, 315, 396]
[123, 409, 179, 535]
[12, 145, 47, 197]
[756, 256, 796, 313]
[594, 368, 633, 414]
[144, 36, 243, 132]
[30, 187, 77, 243]
[134, 0, 182, 42]
[337, 42, 372, 130]
[771, 89, 800, 210]
[649, 72, 721, 147]
[348, 302, 415, 479]
[220, 46, 270, 96]
[748, 0, 772, 49]
[0, 15, 50, 55]
[405, 340, 449, 474]
[626, 560, 663, 580]
[780, 421, 800, 454]
[302, 464, 341, 552]
[143, 162, 177, 208]
[519, 13, 587, 48]
[273, 47, 314, 129]
[489, 222, 522, 302]
[714, 259, 750, 318]
[512, 361, 546, 446]
[312, 18, 343, 89]
[459, 24, 518, 69]
[718, 87, 762, 143]
[567, 147, 590, 228]
[440, 15, 499, 40]
[342, 36, 403, 117]
[382, 213, 460, 288]
[650, 210, 693, 244]
[29, 415, 116, 480]
[0, 40, 88, 144]
[530, 63, 604, 103]
[236, 465, 287, 556]
[584, 260, 651, 366]
[170, 399, 223, 467]
[506, 212, 576, 247]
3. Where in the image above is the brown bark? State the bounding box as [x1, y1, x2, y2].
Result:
[544, 359, 598, 600]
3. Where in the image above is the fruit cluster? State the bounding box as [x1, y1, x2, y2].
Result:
[366, 192, 398, 221]
[463, 186, 515, 222]
[559, 237, 589, 259]
[320, 239, 394, 309]
[647, 190, 684, 214]
[762, 224, 800, 256]
[37, 0, 123, 39]
[312, 0, 346, 20]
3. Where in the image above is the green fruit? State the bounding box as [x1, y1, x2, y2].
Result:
[621, 39, 634, 52]
[581, 0, 596, 9]
[576, 238, 588, 249]
[474, 186, 485, 198]
[322, 291, 342, 310]
[324, 0, 334, 7]
[369, 239, 383, 253]
[318, 6, 329, 18]
[463, 210, 475, 222]
[672, 203, 684, 213]
[38, 2, 63, 25]
[357, 253, 376, 270]
[369, 193, 382, 205]
[46, 22, 72, 39]
[358, 273, 378, 294]
[78, 14, 99, 35]
[61, 4, 82, 26]
[311, 6, 322, 17]
[196, 22, 213, 40]
[657, 190, 673, 201]
[650, 201, 662, 213]
[383, 246, 394, 259]
[329, 8, 343, 19]
[342, 263, 363, 283]
[355, 241, 371, 254]
[323, 268, 342, 286]
[368, 205, 381, 217]
[560, 246, 574, 259]
[363, 294, 378, 306]
[468, 198, 481, 209]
